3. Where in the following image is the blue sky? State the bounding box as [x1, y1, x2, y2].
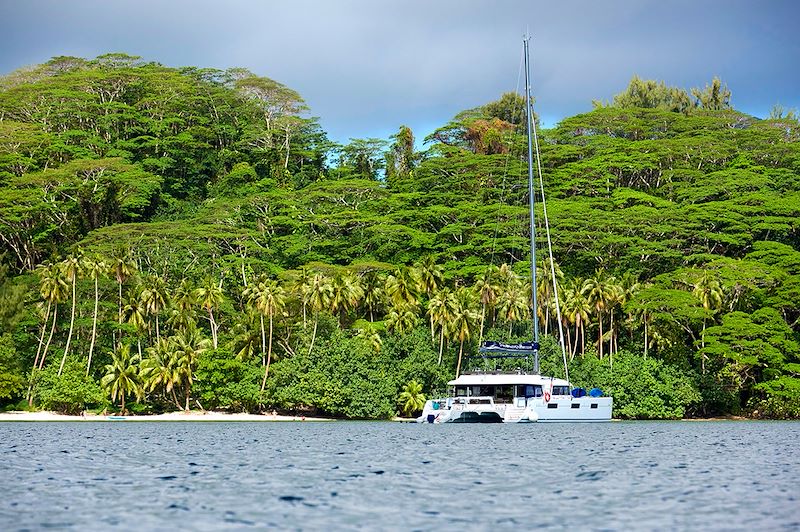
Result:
[1, 0, 798, 145]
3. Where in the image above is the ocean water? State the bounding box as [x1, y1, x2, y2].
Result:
[1, 420, 798, 530]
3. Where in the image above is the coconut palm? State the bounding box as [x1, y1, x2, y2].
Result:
[692, 270, 723, 372]
[582, 270, 614, 359]
[428, 287, 456, 364]
[83, 255, 108, 375]
[415, 256, 443, 297]
[398, 380, 426, 417]
[451, 287, 480, 378]
[172, 327, 212, 411]
[474, 266, 500, 346]
[194, 276, 224, 349]
[360, 270, 385, 322]
[28, 263, 68, 404]
[355, 323, 383, 353]
[57, 251, 83, 376]
[290, 267, 313, 327]
[536, 258, 564, 335]
[386, 304, 419, 335]
[496, 278, 530, 336]
[140, 273, 170, 341]
[109, 246, 137, 342]
[167, 278, 197, 333]
[101, 343, 143, 414]
[245, 276, 287, 391]
[564, 278, 591, 358]
[330, 271, 363, 326]
[124, 289, 148, 358]
[306, 272, 333, 354]
[141, 337, 182, 409]
[385, 266, 421, 310]
[230, 310, 260, 362]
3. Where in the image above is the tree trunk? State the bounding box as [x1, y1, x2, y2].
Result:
[40, 304, 59, 370]
[208, 307, 218, 349]
[58, 278, 78, 376]
[261, 314, 273, 393]
[437, 327, 445, 365]
[456, 338, 465, 378]
[87, 278, 99, 376]
[308, 316, 318, 355]
[478, 303, 486, 347]
[260, 314, 266, 367]
[597, 311, 604, 360]
[33, 301, 51, 372]
[643, 312, 648, 359]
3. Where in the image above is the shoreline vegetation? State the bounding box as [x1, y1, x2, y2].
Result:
[0, 410, 331, 422]
[0, 55, 798, 421]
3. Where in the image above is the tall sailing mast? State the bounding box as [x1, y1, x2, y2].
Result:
[523, 36, 540, 375]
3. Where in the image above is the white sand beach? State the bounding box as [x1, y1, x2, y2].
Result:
[0, 410, 332, 422]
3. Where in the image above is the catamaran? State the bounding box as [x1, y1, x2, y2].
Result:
[418, 37, 612, 423]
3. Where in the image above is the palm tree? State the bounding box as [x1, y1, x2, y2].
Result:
[306, 272, 333, 354]
[28, 263, 67, 404]
[330, 271, 363, 326]
[692, 270, 723, 372]
[109, 246, 137, 342]
[415, 256, 443, 297]
[194, 276, 224, 349]
[496, 277, 529, 336]
[428, 287, 456, 364]
[83, 255, 108, 375]
[172, 327, 212, 411]
[536, 258, 564, 335]
[582, 270, 614, 359]
[355, 323, 383, 353]
[58, 251, 83, 376]
[398, 380, 426, 417]
[230, 310, 260, 362]
[141, 337, 182, 409]
[385, 266, 421, 310]
[564, 278, 591, 358]
[290, 267, 313, 328]
[360, 270, 385, 322]
[451, 287, 480, 378]
[386, 304, 419, 335]
[140, 273, 170, 342]
[124, 289, 148, 359]
[474, 266, 500, 346]
[101, 343, 142, 414]
[245, 276, 287, 392]
[167, 278, 197, 333]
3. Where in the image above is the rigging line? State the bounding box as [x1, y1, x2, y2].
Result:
[527, 42, 570, 386]
[487, 46, 526, 269]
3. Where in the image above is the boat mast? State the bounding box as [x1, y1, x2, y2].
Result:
[523, 36, 540, 374]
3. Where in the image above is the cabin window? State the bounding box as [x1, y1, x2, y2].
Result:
[517, 385, 543, 398]
[478, 386, 494, 397]
[547, 403, 558, 409]
[455, 386, 468, 397]
[590, 403, 598, 409]
[571, 403, 580, 409]
[552, 386, 570, 396]
[495, 386, 513, 403]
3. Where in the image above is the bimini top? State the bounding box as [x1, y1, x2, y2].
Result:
[448, 373, 570, 387]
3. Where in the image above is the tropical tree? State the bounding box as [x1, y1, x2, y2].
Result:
[58, 252, 83, 376]
[415, 256, 443, 298]
[330, 271, 363, 326]
[101, 343, 142, 414]
[385, 266, 420, 310]
[306, 272, 333, 354]
[166, 278, 197, 333]
[124, 289, 148, 358]
[194, 276, 224, 349]
[141, 337, 182, 409]
[172, 327, 212, 411]
[360, 270, 385, 322]
[109, 246, 137, 341]
[692, 270, 724, 372]
[474, 266, 500, 346]
[451, 287, 480, 378]
[245, 275, 287, 392]
[140, 273, 170, 341]
[563, 278, 591, 358]
[83, 255, 108, 375]
[428, 287, 456, 364]
[397, 380, 426, 417]
[386, 304, 419, 335]
[582, 270, 614, 360]
[496, 277, 529, 336]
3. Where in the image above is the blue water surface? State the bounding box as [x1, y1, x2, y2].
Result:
[1, 420, 798, 530]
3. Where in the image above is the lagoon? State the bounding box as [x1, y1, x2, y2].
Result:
[1, 421, 798, 530]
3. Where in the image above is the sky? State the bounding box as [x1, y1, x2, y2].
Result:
[1, 0, 798, 145]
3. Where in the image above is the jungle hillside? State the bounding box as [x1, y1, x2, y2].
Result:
[1, 55, 799, 419]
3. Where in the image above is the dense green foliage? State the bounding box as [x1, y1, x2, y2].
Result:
[1, 58, 798, 419]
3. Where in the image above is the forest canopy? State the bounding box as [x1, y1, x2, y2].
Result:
[1, 55, 798, 419]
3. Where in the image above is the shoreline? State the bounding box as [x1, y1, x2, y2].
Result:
[0, 410, 332, 422]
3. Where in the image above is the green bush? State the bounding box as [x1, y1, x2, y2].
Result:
[34, 357, 106, 414]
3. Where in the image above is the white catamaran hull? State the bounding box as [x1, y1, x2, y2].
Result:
[417, 396, 613, 423]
